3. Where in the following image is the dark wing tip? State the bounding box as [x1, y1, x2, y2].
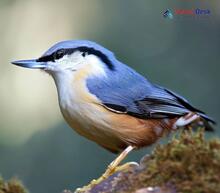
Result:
[199, 113, 217, 125]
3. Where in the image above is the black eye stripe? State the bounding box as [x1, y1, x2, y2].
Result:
[78, 47, 115, 70]
[36, 46, 115, 70]
[36, 55, 54, 62]
[37, 49, 68, 62]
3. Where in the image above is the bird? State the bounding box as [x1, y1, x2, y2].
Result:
[12, 40, 215, 181]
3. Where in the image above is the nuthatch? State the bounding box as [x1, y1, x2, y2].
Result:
[12, 40, 215, 179]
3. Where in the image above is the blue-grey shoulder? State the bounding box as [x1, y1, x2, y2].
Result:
[86, 54, 154, 107]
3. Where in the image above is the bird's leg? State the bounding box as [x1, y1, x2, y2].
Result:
[93, 146, 135, 183]
[75, 146, 135, 193]
[101, 145, 135, 179]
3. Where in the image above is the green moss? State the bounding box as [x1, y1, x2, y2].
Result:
[0, 177, 28, 193]
[140, 130, 220, 192]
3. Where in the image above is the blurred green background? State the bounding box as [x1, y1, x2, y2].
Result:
[0, 0, 219, 193]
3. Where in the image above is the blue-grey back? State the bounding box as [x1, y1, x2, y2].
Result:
[86, 59, 154, 112]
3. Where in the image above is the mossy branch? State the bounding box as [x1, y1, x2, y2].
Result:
[73, 129, 220, 193]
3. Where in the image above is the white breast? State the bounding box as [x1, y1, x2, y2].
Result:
[52, 70, 112, 140]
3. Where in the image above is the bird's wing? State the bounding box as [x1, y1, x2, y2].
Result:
[86, 63, 215, 123]
[101, 85, 192, 119]
[102, 85, 215, 124]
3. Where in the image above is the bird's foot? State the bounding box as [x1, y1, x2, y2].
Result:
[75, 162, 138, 193]
[115, 161, 139, 172]
[101, 161, 139, 179]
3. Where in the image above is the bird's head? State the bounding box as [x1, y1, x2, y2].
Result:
[12, 40, 116, 81]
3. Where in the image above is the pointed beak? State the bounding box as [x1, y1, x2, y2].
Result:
[11, 59, 46, 69]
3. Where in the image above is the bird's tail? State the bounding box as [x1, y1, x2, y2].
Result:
[174, 112, 216, 131]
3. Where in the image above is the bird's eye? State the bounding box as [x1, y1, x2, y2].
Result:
[81, 52, 87, 57]
[54, 49, 65, 60]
